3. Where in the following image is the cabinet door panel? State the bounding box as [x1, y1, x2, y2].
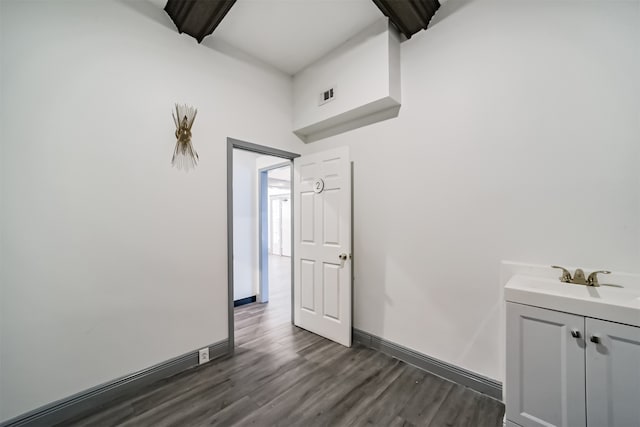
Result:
[506, 303, 586, 427]
[586, 318, 640, 427]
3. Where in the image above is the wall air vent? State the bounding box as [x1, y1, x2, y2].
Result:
[319, 87, 336, 106]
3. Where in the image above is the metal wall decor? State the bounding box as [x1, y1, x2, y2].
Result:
[171, 104, 199, 171]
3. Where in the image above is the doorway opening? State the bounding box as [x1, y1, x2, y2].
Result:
[227, 138, 299, 351]
[258, 162, 292, 305]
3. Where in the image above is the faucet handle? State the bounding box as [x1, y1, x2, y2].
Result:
[587, 270, 611, 287]
[551, 265, 573, 283]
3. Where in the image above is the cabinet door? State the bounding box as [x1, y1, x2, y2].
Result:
[506, 302, 586, 427]
[586, 318, 640, 427]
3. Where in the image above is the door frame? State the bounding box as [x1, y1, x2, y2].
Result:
[227, 137, 299, 352]
[259, 163, 291, 303]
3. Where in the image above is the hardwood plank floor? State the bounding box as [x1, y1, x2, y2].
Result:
[63, 255, 504, 426]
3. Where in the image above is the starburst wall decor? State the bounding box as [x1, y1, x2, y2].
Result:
[171, 104, 199, 171]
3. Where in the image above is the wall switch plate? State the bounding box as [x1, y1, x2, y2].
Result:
[198, 347, 210, 365]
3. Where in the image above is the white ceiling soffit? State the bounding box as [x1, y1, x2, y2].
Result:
[152, 0, 383, 75]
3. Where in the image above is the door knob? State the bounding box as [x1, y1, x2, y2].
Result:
[590, 335, 601, 344]
[570, 329, 581, 339]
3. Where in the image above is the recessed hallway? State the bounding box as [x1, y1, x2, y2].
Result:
[64, 255, 504, 427]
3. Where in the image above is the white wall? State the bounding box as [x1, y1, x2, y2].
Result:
[232, 149, 261, 301]
[303, 0, 640, 381]
[2, 1, 638, 420]
[0, 0, 301, 421]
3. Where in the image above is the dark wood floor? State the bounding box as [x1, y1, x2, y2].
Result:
[63, 256, 504, 426]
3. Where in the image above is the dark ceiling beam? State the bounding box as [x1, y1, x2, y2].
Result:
[372, 0, 441, 39]
[165, 0, 237, 43]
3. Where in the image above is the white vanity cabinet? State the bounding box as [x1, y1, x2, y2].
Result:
[506, 302, 640, 427]
[585, 317, 640, 427]
[506, 302, 586, 427]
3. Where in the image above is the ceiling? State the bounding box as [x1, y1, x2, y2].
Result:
[268, 165, 291, 190]
[269, 165, 291, 182]
[150, 0, 384, 75]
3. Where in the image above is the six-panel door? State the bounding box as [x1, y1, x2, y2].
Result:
[586, 317, 640, 427]
[506, 302, 586, 427]
[293, 147, 352, 347]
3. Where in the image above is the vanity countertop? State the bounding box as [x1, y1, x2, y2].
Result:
[505, 273, 640, 327]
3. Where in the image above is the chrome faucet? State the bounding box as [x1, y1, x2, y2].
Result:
[551, 266, 611, 287]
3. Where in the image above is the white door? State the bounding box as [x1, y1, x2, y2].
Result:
[586, 318, 640, 427]
[293, 147, 351, 347]
[506, 302, 586, 427]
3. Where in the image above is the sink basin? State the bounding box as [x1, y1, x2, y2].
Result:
[505, 274, 640, 327]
